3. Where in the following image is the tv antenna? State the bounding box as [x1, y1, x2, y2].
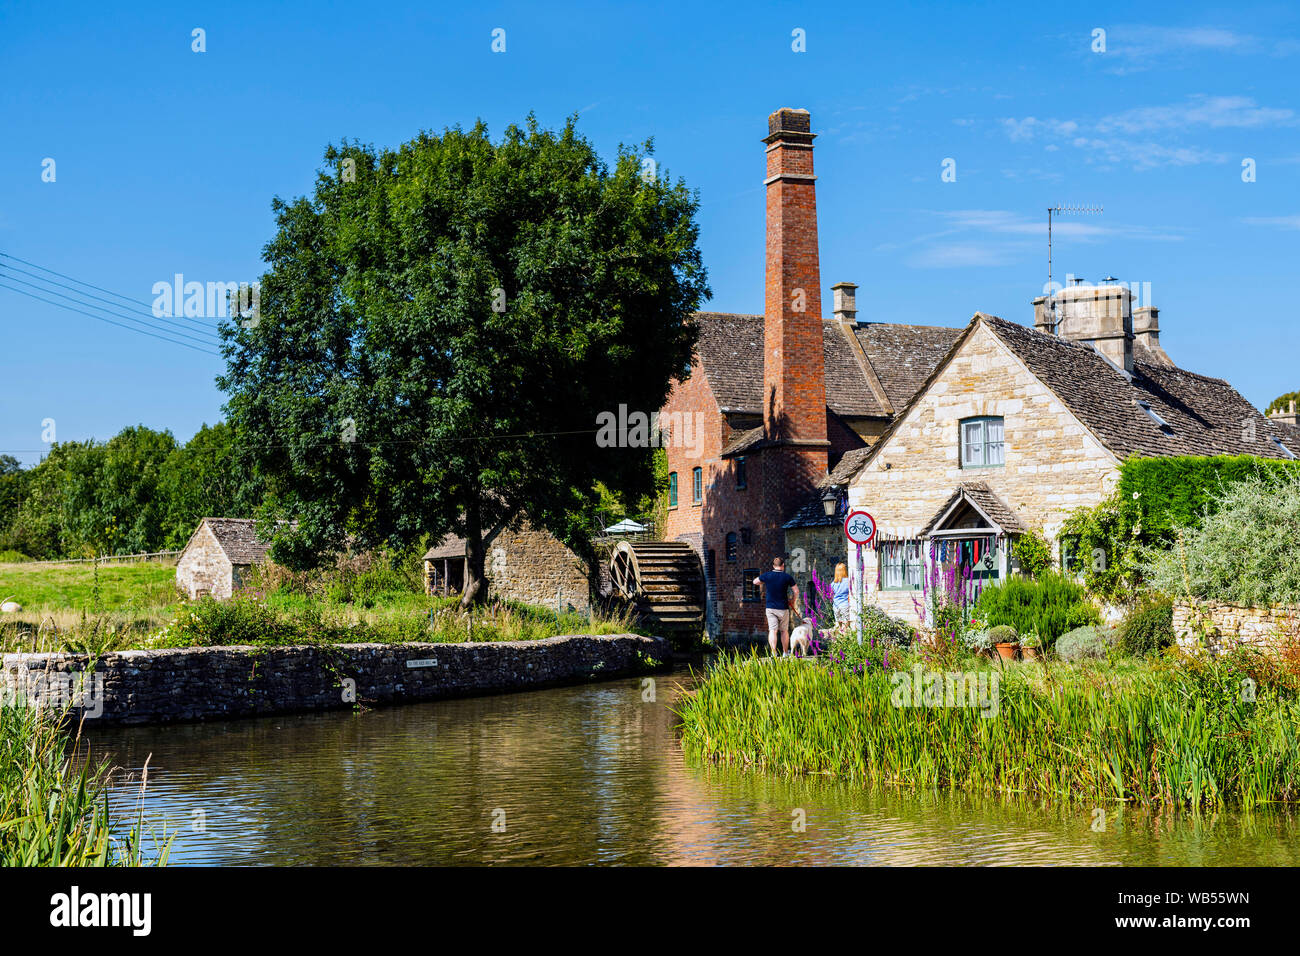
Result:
[1047, 204, 1102, 291]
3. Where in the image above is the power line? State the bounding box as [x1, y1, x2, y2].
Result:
[0, 281, 221, 356]
[0, 273, 222, 348]
[0, 260, 222, 342]
[0, 252, 227, 338]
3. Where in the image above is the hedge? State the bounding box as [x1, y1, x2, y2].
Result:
[1117, 455, 1300, 543]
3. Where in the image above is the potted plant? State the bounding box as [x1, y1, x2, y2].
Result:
[964, 628, 993, 658]
[1020, 631, 1042, 660]
[987, 624, 1019, 661]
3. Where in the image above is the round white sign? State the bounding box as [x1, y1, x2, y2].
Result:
[844, 510, 877, 546]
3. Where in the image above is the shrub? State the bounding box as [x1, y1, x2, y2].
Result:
[986, 624, 1018, 644]
[1141, 466, 1300, 606]
[1061, 456, 1300, 603]
[1117, 596, 1174, 657]
[972, 572, 1099, 643]
[1122, 455, 1300, 542]
[0, 550, 31, 563]
[1013, 530, 1052, 578]
[859, 605, 914, 648]
[825, 631, 898, 676]
[1056, 625, 1114, 661]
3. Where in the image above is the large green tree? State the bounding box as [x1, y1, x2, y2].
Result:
[3, 441, 96, 558]
[159, 422, 264, 548]
[218, 116, 708, 605]
[62, 426, 176, 555]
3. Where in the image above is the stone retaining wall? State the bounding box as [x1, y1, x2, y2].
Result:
[1, 633, 670, 726]
[1173, 600, 1299, 655]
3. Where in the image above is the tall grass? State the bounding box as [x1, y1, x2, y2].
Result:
[0, 706, 169, 866]
[678, 652, 1300, 808]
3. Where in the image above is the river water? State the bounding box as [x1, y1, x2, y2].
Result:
[84, 667, 1300, 866]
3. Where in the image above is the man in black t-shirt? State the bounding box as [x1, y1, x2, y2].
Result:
[753, 557, 800, 657]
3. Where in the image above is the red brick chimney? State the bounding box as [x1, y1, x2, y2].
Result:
[762, 108, 828, 501]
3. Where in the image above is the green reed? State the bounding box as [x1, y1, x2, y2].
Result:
[677, 652, 1300, 808]
[0, 705, 170, 866]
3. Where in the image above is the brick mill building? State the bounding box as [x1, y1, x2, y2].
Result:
[658, 106, 1299, 640]
[659, 108, 962, 641]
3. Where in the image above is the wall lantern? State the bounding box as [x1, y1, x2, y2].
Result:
[821, 488, 839, 518]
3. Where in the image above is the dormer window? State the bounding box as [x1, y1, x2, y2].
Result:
[1137, 400, 1173, 435]
[960, 416, 1004, 468]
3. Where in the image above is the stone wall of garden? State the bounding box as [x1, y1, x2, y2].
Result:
[0, 633, 670, 725]
[1173, 600, 1298, 655]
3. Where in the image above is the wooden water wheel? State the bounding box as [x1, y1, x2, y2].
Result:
[610, 540, 705, 636]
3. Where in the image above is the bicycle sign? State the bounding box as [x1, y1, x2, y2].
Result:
[844, 510, 876, 547]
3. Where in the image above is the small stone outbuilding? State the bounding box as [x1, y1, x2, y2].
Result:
[423, 520, 593, 613]
[176, 517, 275, 599]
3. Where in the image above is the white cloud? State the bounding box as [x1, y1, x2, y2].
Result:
[1069, 137, 1229, 170]
[1097, 95, 1295, 134]
[1110, 25, 1255, 57]
[1242, 215, 1300, 230]
[907, 242, 1022, 268]
[895, 211, 1184, 268]
[997, 95, 1289, 169]
[1000, 117, 1079, 142]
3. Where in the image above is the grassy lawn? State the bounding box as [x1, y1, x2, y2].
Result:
[0, 560, 179, 613]
[0, 559, 641, 653]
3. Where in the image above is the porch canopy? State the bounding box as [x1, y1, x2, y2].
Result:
[920, 482, 1026, 580]
[921, 482, 1026, 538]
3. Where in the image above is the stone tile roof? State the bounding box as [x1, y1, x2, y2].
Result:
[833, 315, 1300, 485]
[782, 492, 841, 529]
[719, 424, 766, 457]
[693, 313, 765, 412]
[983, 316, 1296, 460]
[691, 312, 960, 419]
[920, 482, 1028, 536]
[201, 518, 276, 566]
[823, 446, 872, 487]
[424, 535, 467, 560]
[853, 323, 965, 409]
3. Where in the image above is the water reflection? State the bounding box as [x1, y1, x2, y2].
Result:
[82, 669, 1300, 866]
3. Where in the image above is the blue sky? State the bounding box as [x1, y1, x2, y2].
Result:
[2, 0, 1298, 465]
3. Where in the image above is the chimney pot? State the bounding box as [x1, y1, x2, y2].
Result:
[832, 282, 858, 323]
[1133, 305, 1172, 366]
[766, 108, 813, 141]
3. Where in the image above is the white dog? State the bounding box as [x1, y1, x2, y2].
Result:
[789, 620, 813, 657]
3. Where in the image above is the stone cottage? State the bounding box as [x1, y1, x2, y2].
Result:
[659, 107, 961, 642]
[423, 519, 593, 613]
[176, 517, 275, 599]
[831, 287, 1298, 625]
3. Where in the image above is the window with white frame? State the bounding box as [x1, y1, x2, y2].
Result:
[879, 540, 924, 590]
[960, 416, 1005, 468]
